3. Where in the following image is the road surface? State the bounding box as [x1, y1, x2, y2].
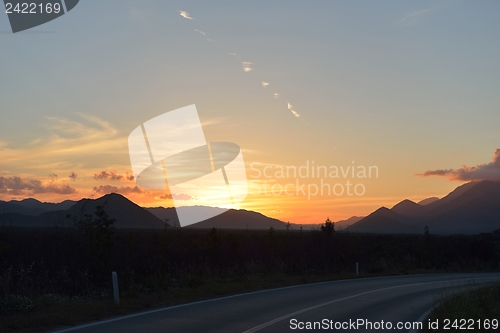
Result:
[50, 273, 500, 333]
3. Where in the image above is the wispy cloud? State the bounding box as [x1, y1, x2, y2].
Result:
[157, 193, 194, 201]
[242, 61, 252, 72]
[0, 114, 123, 169]
[179, 10, 194, 20]
[287, 102, 301, 118]
[48, 174, 58, 183]
[178, 9, 305, 122]
[416, 149, 500, 182]
[94, 170, 134, 182]
[93, 184, 144, 195]
[0, 114, 127, 200]
[0, 176, 77, 195]
[397, 5, 442, 26]
[69, 172, 78, 181]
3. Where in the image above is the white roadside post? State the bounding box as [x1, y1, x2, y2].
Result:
[112, 271, 120, 305]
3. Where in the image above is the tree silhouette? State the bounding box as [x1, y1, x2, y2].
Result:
[74, 205, 116, 267]
[320, 217, 335, 237]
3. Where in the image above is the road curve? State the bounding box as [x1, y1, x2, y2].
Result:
[50, 273, 500, 333]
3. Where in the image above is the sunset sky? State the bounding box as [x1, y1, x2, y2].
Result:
[1, 1, 499, 223]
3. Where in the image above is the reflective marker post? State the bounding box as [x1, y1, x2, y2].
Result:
[112, 271, 120, 305]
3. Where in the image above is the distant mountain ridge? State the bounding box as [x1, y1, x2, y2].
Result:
[0, 194, 164, 229]
[145, 206, 289, 230]
[417, 197, 439, 206]
[348, 180, 500, 235]
[3, 181, 500, 234]
[332, 216, 364, 230]
[0, 194, 345, 231]
[0, 194, 289, 230]
[0, 198, 76, 216]
[391, 199, 424, 217]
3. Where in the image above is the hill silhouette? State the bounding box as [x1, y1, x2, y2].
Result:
[417, 197, 439, 206]
[146, 206, 288, 229]
[348, 207, 420, 234]
[0, 194, 165, 229]
[3, 181, 500, 234]
[0, 198, 76, 216]
[333, 216, 363, 230]
[348, 180, 500, 234]
[391, 199, 424, 217]
[0, 194, 288, 230]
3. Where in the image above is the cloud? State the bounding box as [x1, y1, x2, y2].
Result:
[0, 176, 76, 195]
[242, 61, 252, 72]
[0, 114, 124, 174]
[194, 29, 205, 35]
[157, 193, 194, 201]
[397, 5, 442, 26]
[94, 170, 134, 182]
[93, 185, 144, 195]
[274, 93, 279, 99]
[262, 81, 269, 87]
[416, 149, 500, 182]
[179, 10, 194, 20]
[287, 102, 301, 118]
[69, 172, 77, 181]
[45, 113, 118, 139]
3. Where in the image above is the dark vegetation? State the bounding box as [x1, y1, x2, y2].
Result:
[424, 283, 500, 333]
[1, 210, 500, 331]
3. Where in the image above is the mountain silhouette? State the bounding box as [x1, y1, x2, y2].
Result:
[0, 194, 287, 230]
[347, 207, 420, 234]
[348, 180, 500, 234]
[0, 198, 76, 217]
[333, 216, 364, 230]
[4, 181, 499, 234]
[0, 194, 164, 229]
[419, 180, 500, 234]
[417, 197, 439, 206]
[10, 198, 76, 212]
[146, 206, 288, 229]
[391, 199, 424, 217]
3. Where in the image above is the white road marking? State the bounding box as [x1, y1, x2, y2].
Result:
[48, 274, 499, 333]
[242, 276, 500, 333]
[408, 306, 434, 333]
[50, 275, 371, 332]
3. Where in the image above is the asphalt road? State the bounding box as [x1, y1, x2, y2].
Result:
[51, 273, 500, 333]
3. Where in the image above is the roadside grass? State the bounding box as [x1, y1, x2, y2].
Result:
[423, 283, 500, 332]
[1, 271, 416, 333]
